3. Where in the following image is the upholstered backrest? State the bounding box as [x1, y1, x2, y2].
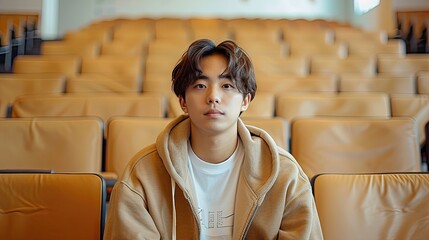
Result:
[252, 55, 310, 77]
[390, 94, 429, 144]
[40, 41, 101, 57]
[276, 93, 391, 121]
[378, 55, 429, 75]
[105, 117, 172, 177]
[0, 172, 106, 240]
[11, 93, 167, 125]
[291, 117, 421, 179]
[242, 117, 290, 150]
[310, 56, 377, 76]
[0, 74, 65, 117]
[339, 74, 416, 94]
[257, 74, 338, 94]
[0, 117, 103, 172]
[241, 92, 276, 118]
[12, 55, 81, 79]
[312, 173, 429, 240]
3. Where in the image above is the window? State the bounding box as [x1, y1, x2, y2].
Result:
[354, 0, 380, 15]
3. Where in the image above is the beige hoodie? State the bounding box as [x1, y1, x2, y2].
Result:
[104, 115, 323, 239]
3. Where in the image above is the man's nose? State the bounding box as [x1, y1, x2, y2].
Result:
[207, 87, 221, 104]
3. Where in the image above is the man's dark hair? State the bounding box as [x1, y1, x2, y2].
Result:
[172, 39, 257, 100]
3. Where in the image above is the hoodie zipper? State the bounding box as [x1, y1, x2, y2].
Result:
[240, 203, 260, 239]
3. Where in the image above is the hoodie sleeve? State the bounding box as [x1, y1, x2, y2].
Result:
[104, 181, 161, 240]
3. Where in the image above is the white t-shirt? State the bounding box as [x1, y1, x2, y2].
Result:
[187, 140, 244, 240]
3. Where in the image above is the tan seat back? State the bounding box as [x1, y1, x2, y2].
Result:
[252, 56, 309, 77]
[276, 93, 391, 121]
[69, 55, 143, 93]
[257, 74, 338, 94]
[0, 172, 106, 240]
[312, 173, 429, 240]
[310, 56, 377, 77]
[417, 71, 429, 94]
[242, 117, 290, 150]
[378, 55, 429, 75]
[390, 94, 429, 144]
[0, 117, 103, 172]
[339, 74, 416, 94]
[40, 41, 101, 57]
[13, 55, 81, 79]
[105, 117, 172, 177]
[241, 92, 275, 118]
[291, 117, 421, 179]
[11, 94, 167, 125]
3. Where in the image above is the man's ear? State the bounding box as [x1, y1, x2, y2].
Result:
[179, 96, 188, 113]
[241, 93, 251, 112]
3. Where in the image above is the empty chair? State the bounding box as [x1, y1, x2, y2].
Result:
[235, 40, 288, 58]
[333, 28, 388, 44]
[310, 56, 377, 77]
[252, 56, 310, 77]
[291, 117, 421, 179]
[0, 117, 103, 172]
[311, 173, 429, 240]
[390, 94, 429, 145]
[11, 94, 167, 126]
[339, 74, 416, 95]
[0, 73, 66, 117]
[12, 55, 81, 79]
[417, 71, 429, 94]
[257, 74, 338, 94]
[67, 55, 144, 93]
[242, 117, 290, 150]
[378, 54, 429, 76]
[100, 40, 146, 57]
[105, 117, 172, 180]
[40, 41, 101, 57]
[276, 93, 391, 121]
[288, 42, 347, 59]
[63, 27, 113, 44]
[240, 92, 276, 118]
[0, 172, 106, 240]
[346, 39, 406, 58]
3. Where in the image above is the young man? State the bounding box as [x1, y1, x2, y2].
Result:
[104, 39, 323, 239]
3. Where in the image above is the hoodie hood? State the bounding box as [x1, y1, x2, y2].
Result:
[155, 114, 280, 200]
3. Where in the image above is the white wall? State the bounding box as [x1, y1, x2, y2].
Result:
[1, 0, 428, 39]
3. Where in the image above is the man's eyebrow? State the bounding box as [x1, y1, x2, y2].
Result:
[219, 73, 232, 79]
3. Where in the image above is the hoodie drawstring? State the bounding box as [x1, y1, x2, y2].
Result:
[171, 178, 177, 240]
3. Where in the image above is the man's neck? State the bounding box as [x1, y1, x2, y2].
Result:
[189, 125, 239, 164]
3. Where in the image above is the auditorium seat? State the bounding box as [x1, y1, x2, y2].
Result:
[291, 117, 421, 179]
[235, 39, 288, 58]
[312, 173, 429, 240]
[276, 93, 391, 121]
[40, 40, 101, 57]
[100, 40, 146, 56]
[242, 117, 290, 150]
[288, 41, 347, 59]
[67, 55, 144, 93]
[12, 55, 81, 79]
[339, 74, 416, 95]
[111, 20, 154, 44]
[310, 56, 377, 77]
[0, 117, 103, 172]
[346, 39, 406, 58]
[0, 172, 106, 240]
[378, 54, 429, 76]
[390, 94, 429, 145]
[252, 55, 310, 77]
[105, 117, 172, 181]
[0, 73, 66, 117]
[11, 94, 167, 129]
[240, 92, 276, 118]
[63, 27, 113, 44]
[417, 71, 429, 94]
[257, 74, 338, 94]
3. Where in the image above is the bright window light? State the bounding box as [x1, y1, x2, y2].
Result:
[354, 0, 380, 15]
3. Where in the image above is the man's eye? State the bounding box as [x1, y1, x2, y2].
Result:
[194, 84, 206, 89]
[223, 83, 235, 89]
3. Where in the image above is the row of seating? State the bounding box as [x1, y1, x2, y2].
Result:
[7, 54, 429, 95]
[1, 171, 428, 239]
[2, 90, 428, 146]
[0, 115, 424, 184]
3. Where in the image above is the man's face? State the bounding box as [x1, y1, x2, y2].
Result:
[180, 54, 250, 135]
